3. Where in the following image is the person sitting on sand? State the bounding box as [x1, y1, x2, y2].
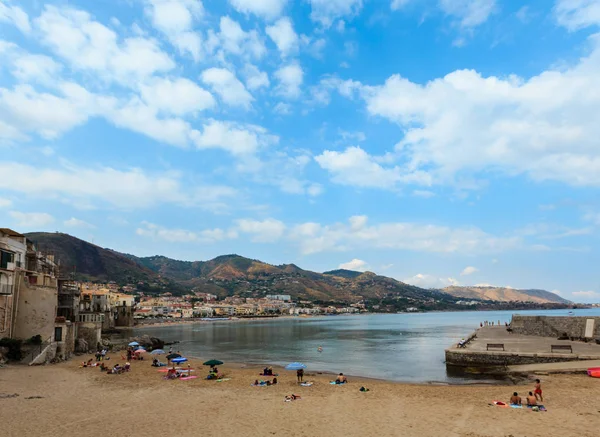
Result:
[336, 373, 347, 384]
[99, 363, 108, 371]
[263, 367, 269, 375]
[526, 392, 537, 406]
[509, 392, 521, 405]
[272, 377, 278, 385]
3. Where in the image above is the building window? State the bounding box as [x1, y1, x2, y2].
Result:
[54, 327, 63, 342]
[0, 250, 14, 269]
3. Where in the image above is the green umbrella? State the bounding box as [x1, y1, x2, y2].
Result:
[203, 359, 223, 366]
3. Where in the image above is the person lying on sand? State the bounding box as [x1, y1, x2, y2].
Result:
[509, 392, 521, 405]
[285, 394, 301, 401]
[526, 392, 537, 406]
[336, 373, 347, 384]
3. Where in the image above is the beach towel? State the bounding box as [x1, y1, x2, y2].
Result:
[330, 381, 347, 385]
[491, 401, 508, 408]
[300, 382, 313, 387]
[259, 373, 279, 376]
[216, 378, 231, 382]
[251, 383, 268, 386]
[180, 376, 198, 381]
[527, 405, 547, 411]
[510, 404, 523, 409]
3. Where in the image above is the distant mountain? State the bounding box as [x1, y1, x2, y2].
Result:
[442, 285, 570, 304]
[24, 232, 451, 305]
[24, 232, 185, 293]
[24, 232, 571, 308]
[323, 269, 364, 279]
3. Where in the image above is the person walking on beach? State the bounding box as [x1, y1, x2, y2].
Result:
[297, 368, 304, 382]
[534, 379, 543, 402]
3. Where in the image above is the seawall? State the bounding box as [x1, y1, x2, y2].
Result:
[510, 315, 600, 339]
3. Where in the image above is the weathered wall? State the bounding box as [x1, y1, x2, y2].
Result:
[78, 322, 102, 351]
[510, 315, 600, 338]
[445, 350, 587, 367]
[13, 276, 57, 341]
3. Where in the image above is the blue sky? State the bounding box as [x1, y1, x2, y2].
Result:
[1, 0, 600, 302]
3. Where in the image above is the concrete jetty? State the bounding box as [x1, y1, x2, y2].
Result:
[445, 321, 600, 368]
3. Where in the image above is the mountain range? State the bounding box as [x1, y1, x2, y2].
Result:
[24, 232, 570, 306]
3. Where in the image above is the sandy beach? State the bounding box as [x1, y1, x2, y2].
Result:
[1, 353, 599, 437]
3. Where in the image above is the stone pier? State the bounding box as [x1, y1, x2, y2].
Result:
[445, 324, 600, 368]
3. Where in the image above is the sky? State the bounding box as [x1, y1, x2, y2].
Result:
[1, 0, 600, 302]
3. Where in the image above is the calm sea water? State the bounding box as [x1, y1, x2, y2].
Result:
[134, 308, 600, 383]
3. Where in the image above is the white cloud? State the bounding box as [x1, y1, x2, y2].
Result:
[0, 1, 31, 33]
[338, 258, 369, 271]
[356, 34, 600, 188]
[36, 6, 174, 84]
[9, 211, 55, 228]
[584, 212, 600, 225]
[64, 217, 95, 229]
[209, 16, 266, 61]
[0, 198, 12, 208]
[515, 6, 532, 23]
[290, 215, 520, 255]
[266, 17, 298, 57]
[551, 289, 562, 295]
[403, 273, 459, 289]
[243, 64, 270, 90]
[460, 266, 478, 276]
[554, 0, 600, 31]
[439, 0, 497, 29]
[0, 161, 236, 209]
[273, 102, 292, 114]
[0, 83, 101, 142]
[572, 290, 600, 300]
[390, 0, 411, 10]
[191, 119, 277, 155]
[136, 221, 237, 243]
[140, 77, 215, 116]
[308, 0, 363, 28]
[413, 189, 436, 198]
[235, 218, 286, 243]
[11, 54, 62, 85]
[274, 62, 304, 99]
[144, 0, 204, 60]
[228, 0, 288, 20]
[315, 146, 432, 189]
[201, 68, 253, 109]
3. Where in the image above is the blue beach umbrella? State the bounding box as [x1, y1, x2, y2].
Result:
[128, 341, 139, 347]
[172, 357, 188, 363]
[151, 349, 165, 355]
[285, 362, 306, 370]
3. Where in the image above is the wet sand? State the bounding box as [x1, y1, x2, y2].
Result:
[1, 354, 599, 437]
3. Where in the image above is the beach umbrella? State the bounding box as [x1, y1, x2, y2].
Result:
[203, 359, 223, 366]
[151, 349, 165, 355]
[166, 353, 181, 360]
[134, 349, 146, 354]
[172, 357, 188, 363]
[128, 341, 139, 347]
[134, 346, 145, 351]
[285, 362, 306, 370]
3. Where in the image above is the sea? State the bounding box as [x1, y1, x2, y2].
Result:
[133, 308, 600, 383]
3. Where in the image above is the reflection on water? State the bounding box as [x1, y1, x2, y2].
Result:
[134, 308, 600, 383]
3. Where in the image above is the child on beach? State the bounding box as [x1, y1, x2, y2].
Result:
[534, 379, 543, 402]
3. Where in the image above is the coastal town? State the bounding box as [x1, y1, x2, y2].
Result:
[1, 228, 361, 364]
